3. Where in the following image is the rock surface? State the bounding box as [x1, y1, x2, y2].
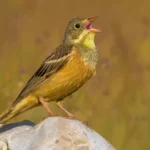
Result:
[0, 117, 116, 150]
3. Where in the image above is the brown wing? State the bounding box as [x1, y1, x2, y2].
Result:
[13, 44, 73, 104]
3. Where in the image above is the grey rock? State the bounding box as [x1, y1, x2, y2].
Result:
[0, 117, 116, 150]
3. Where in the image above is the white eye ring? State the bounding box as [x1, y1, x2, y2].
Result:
[74, 23, 81, 29]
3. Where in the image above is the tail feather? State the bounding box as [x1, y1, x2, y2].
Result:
[0, 108, 14, 124]
[0, 96, 39, 125]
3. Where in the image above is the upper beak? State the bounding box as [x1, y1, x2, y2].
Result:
[88, 16, 98, 22]
[87, 16, 101, 33]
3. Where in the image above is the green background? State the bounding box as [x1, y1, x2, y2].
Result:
[0, 0, 150, 149]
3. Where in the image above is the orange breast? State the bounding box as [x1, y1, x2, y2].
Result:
[33, 49, 95, 101]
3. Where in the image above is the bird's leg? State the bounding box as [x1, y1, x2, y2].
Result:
[56, 101, 75, 118]
[56, 101, 88, 125]
[39, 97, 55, 116]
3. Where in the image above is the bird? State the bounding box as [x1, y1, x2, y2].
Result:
[0, 17, 100, 124]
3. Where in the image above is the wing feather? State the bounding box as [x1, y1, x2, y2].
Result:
[13, 44, 73, 104]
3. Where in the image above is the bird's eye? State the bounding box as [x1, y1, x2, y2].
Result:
[75, 23, 81, 29]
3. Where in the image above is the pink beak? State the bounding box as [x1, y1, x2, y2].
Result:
[86, 16, 101, 33]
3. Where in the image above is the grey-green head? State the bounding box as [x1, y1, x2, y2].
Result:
[63, 17, 100, 48]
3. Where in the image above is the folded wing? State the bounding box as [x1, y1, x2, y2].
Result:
[13, 44, 73, 105]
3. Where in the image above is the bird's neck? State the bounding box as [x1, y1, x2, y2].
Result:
[80, 32, 96, 49]
[63, 32, 98, 67]
[75, 43, 98, 68]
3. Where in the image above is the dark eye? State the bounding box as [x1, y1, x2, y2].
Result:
[75, 23, 81, 29]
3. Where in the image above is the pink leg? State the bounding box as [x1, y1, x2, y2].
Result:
[56, 101, 74, 117]
[39, 97, 55, 116]
[56, 101, 88, 125]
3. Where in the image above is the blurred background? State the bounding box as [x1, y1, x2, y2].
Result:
[0, 0, 150, 149]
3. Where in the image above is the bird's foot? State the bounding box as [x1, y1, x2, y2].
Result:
[61, 115, 88, 126]
[42, 114, 58, 120]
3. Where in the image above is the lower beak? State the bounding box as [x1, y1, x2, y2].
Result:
[88, 16, 101, 33]
[88, 28, 101, 33]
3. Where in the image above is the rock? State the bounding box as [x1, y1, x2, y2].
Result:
[0, 117, 116, 150]
[0, 140, 7, 150]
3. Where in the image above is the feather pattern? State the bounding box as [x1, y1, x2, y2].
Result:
[13, 44, 73, 105]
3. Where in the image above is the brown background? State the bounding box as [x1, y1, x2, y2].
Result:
[0, 0, 150, 149]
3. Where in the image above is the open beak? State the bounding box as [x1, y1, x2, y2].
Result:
[85, 16, 101, 33]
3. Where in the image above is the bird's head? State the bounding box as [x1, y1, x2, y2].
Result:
[64, 17, 100, 49]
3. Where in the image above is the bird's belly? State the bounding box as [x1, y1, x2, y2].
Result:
[33, 52, 95, 101]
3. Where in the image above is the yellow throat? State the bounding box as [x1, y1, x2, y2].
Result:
[74, 30, 96, 49]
